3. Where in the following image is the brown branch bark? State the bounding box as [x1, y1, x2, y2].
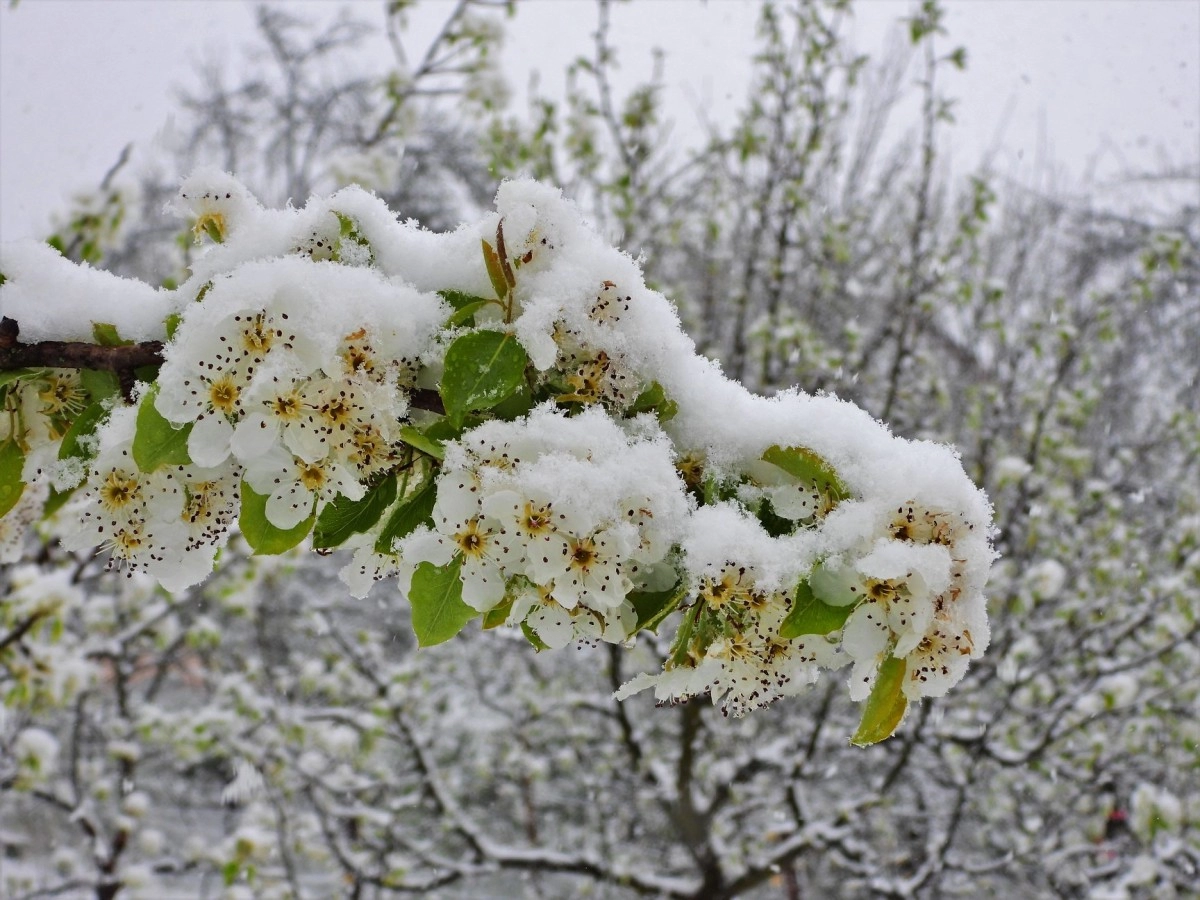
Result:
[0, 317, 163, 371]
[0, 316, 446, 413]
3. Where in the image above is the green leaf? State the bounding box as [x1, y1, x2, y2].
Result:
[446, 300, 491, 328]
[521, 620, 550, 651]
[762, 444, 848, 501]
[0, 368, 40, 388]
[628, 381, 678, 422]
[332, 211, 374, 264]
[439, 290, 493, 312]
[438, 291, 495, 328]
[164, 312, 182, 341]
[629, 578, 687, 635]
[375, 478, 436, 555]
[0, 439, 26, 518]
[92, 322, 130, 347]
[755, 496, 796, 538]
[482, 239, 509, 301]
[439, 330, 529, 427]
[668, 603, 703, 667]
[422, 418, 463, 442]
[850, 655, 909, 746]
[58, 401, 108, 462]
[408, 556, 477, 647]
[79, 369, 120, 404]
[43, 485, 75, 518]
[482, 595, 514, 630]
[779, 580, 856, 639]
[239, 480, 315, 555]
[399, 425, 445, 461]
[313, 474, 397, 550]
[132, 386, 193, 472]
[134, 364, 161, 385]
[489, 375, 533, 421]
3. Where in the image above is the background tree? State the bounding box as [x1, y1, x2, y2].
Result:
[3, 1, 1198, 898]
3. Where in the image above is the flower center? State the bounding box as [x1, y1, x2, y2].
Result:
[271, 392, 303, 421]
[39, 373, 87, 417]
[209, 375, 240, 415]
[299, 463, 327, 492]
[454, 521, 489, 558]
[241, 313, 274, 355]
[322, 394, 353, 428]
[569, 538, 597, 571]
[520, 502, 554, 535]
[183, 481, 220, 524]
[99, 471, 140, 511]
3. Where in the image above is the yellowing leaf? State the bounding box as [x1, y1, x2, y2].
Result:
[850, 655, 909, 746]
[0, 439, 26, 518]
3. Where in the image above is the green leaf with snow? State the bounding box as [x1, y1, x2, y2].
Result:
[132, 386, 193, 472]
[668, 603, 704, 667]
[58, 401, 107, 463]
[313, 474, 397, 549]
[92, 322, 130, 347]
[439, 290, 494, 328]
[409, 556, 478, 647]
[332, 211, 374, 264]
[0, 439, 26, 518]
[628, 381, 678, 423]
[446, 300, 491, 328]
[440, 289, 493, 312]
[762, 444, 848, 502]
[489, 375, 533, 421]
[239, 480, 315, 555]
[439, 330, 528, 427]
[779, 580, 855, 639]
[850, 655, 909, 747]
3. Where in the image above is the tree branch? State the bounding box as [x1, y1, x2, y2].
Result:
[0, 317, 446, 413]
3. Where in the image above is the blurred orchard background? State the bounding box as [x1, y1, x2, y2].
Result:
[1, 1, 1198, 897]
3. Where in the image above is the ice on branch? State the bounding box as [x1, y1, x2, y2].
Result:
[0, 170, 996, 742]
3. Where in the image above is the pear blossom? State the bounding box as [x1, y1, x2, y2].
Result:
[244, 445, 363, 530]
[617, 562, 842, 716]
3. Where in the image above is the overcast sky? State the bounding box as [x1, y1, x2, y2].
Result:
[1, 0, 1197, 244]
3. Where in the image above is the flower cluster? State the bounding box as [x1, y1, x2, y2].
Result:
[0, 172, 997, 740]
[60, 407, 239, 589]
[397, 405, 691, 648]
[154, 257, 441, 530]
[793, 501, 990, 703]
[619, 560, 842, 717]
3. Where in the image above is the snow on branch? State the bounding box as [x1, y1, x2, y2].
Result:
[0, 169, 995, 743]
